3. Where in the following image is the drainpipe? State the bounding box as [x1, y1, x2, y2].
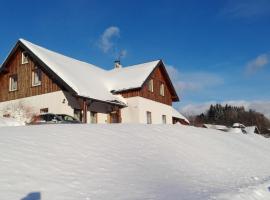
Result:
[83, 98, 87, 123]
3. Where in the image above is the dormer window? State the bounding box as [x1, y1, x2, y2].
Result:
[148, 79, 154, 92]
[32, 67, 42, 86]
[160, 83, 165, 96]
[9, 74, 18, 91]
[22, 51, 29, 64]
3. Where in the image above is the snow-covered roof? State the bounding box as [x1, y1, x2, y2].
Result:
[203, 124, 229, 131]
[19, 39, 117, 103]
[172, 107, 189, 124]
[232, 123, 246, 128]
[106, 60, 160, 92]
[17, 39, 164, 104]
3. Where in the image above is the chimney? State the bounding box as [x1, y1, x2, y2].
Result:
[114, 60, 122, 69]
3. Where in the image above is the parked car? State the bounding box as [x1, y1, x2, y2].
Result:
[56, 114, 81, 124]
[29, 113, 63, 125]
[29, 113, 82, 125]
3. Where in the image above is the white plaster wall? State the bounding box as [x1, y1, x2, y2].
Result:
[0, 93, 173, 124]
[121, 97, 173, 124]
[97, 113, 108, 124]
[0, 91, 113, 124]
[0, 91, 79, 118]
[121, 97, 140, 123]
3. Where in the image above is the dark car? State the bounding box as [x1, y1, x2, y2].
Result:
[29, 113, 62, 125]
[29, 113, 81, 125]
[56, 114, 81, 124]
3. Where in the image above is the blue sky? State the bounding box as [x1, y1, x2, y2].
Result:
[0, 0, 270, 116]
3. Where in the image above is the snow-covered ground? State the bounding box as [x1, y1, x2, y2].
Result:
[0, 124, 269, 200]
[0, 117, 25, 127]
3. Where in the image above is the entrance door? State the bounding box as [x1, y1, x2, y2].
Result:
[108, 110, 121, 123]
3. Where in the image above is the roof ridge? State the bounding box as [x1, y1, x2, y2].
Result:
[19, 38, 105, 71]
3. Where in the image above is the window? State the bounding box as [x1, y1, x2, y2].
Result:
[90, 111, 97, 124]
[32, 67, 42, 86]
[40, 108, 49, 113]
[162, 115, 166, 124]
[22, 51, 29, 64]
[160, 83, 165, 96]
[146, 111, 152, 124]
[74, 109, 82, 121]
[3, 114, 10, 118]
[9, 75, 18, 91]
[148, 79, 154, 92]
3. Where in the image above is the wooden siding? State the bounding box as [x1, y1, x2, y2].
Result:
[0, 47, 60, 102]
[118, 66, 173, 105]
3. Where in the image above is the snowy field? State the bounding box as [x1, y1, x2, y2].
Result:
[0, 124, 270, 200]
[0, 117, 25, 127]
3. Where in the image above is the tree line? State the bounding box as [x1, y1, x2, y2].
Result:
[189, 104, 270, 136]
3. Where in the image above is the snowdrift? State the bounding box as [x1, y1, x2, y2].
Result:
[0, 117, 25, 127]
[0, 124, 269, 200]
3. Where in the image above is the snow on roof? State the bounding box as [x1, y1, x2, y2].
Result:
[203, 124, 229, 131]
[172, 107, 189, 124]
[20, 39, 116, 102]
[232, 123, 246, 128]
[19, 39, 162, 104]
[106, 60, 160, 92]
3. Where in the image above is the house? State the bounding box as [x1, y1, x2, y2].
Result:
[172, 107, 189, 125]
[0, 39, 189, 125]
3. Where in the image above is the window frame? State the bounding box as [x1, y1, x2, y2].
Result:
[21, 51, 29, 64]
[162, 115, 166, 124]
[40, 108, 49, 114]
[9, 74, 18, 92]
[146, 111, 152, 124]
[148, 79, 154, 92]
[32, 67, 42, 87]
[160, 82, 165, 96]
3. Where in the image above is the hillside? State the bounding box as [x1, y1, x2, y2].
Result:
[0, 124, 270, 199]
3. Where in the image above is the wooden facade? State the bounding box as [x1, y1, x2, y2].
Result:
[118, 65, 177, 106]
[0, 47, 60, 102]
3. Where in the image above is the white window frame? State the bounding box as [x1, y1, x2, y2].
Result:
[162, 115, 166, 124]
[160, 83, 165, 96]
[146, 111, 152, 124]
[32, 67, 42, 86]
[22, 51, 29, 64]
[9, 75, 18, 91]
[148, 79, 154, 92]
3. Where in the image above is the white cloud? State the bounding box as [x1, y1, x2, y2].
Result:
[179, 100, 270, 119]
[98, 26, 120, 53]
[166, 65, 223, 94]
[246, 53, 269, 74]
[97, 26, 127, 58]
